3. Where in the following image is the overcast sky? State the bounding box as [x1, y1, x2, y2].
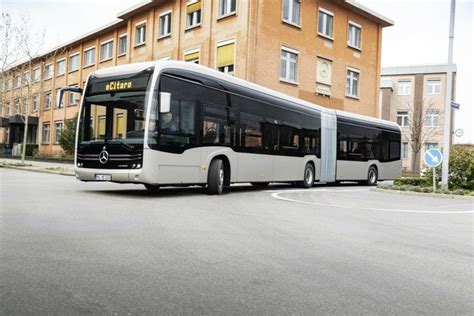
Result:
[2, 0, 473, 143]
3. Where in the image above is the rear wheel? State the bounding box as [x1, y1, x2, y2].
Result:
[366, 166, 378, 186]
[298, 163, 315, 188]
[144, 184, 160, 193]
[208, 159, 225, 195]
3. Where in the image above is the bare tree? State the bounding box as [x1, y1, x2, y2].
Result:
[401, 99, 442, 174]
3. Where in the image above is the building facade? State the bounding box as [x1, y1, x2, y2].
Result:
[380, 65, 456, 173]
[0, 0, 392, 156]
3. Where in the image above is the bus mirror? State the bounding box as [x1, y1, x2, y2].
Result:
[56, 86, 83, 108]
[160, 92, 171, 113]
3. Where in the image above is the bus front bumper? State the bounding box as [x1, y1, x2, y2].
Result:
[75, 167, 143, 183]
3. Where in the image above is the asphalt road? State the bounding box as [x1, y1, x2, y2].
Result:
[1, 168, 473, 314]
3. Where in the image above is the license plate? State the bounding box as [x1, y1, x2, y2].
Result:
[95, 174, 112, 181]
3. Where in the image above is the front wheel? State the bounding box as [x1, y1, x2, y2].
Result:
[366, 166, 378, 186]
[298, 163, 315, 188]
[208, 159, 225, 195]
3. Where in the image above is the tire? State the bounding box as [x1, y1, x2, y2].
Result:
[366, 166, 378, 186]
[208, 159, 225, 195]
[251, 182, 270, 187]
[298, 163, 315, 189]
[144, 184, 160, 193]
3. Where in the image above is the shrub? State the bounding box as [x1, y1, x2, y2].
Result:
[25, 144, 39, 157]
[448, 145, 474, 190]
[421, 187, 433, 193]
[452, 189, 467, 196]
[59, 115, 78, 155]
[394, 177, 429, 187]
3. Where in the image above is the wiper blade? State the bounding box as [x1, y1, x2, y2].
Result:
[105, 138, 134, 151]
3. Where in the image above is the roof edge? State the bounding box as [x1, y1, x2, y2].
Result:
[344, 0, 394, 27]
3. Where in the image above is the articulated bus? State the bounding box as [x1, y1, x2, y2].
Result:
[59, 61, 401, 195]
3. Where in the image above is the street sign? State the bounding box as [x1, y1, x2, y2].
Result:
[450, 101, 460, 110]
[423, 149, 443, 168]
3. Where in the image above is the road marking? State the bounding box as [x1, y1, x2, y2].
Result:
[271, 191, 474, 214]
[265, 188, 371, 193]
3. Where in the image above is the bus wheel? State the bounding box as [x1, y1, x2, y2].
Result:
[144, 184, 160, 193]
[366, 166, 378, 186]
[251, 182, 269, 187]
[299, 163, 315, 189]
[208, 159, 225, 195]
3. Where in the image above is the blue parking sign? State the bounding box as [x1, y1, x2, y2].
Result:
[423, 149, 443, 168]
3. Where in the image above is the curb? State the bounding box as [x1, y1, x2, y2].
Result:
[0, 164, 75, 177]
[373, 187, 474, 200]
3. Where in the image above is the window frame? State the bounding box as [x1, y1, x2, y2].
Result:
[118, 33, 128, 57]
[135, 21, 147, 47]
[158, 11, 172, 39]
[347, 21, 362, 50]
[44, 92, 52, 110]
[425, 109, 440, 128]
[318, 7, 334, 40]
[54, 120, 63, 144]
[216, 39, 236, 76]
[280, 46, 299, 84]
[32, 67, 41, 82]
[56, 58, 66, 77]
[44, 63, 54, 80]
[83, 46, 96, 68]
[186, 0, 202, 30]
[427, 79, 441, 95]
[345, 67, 360, 99]
[99, 39, 114, 62]
[184, 48, 200, 64]
[282, 0, 302, 28]
[396, 111, 409, 127]
[218, 0, 237, 19]
[43, 122, 51, 144]
[69, 53, 80, 73]
[397, 80, 411, 96]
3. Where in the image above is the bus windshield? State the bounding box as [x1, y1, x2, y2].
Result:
[78, 70, 153, 145]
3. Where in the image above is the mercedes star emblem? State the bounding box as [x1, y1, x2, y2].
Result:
[99, 147, 109, 164]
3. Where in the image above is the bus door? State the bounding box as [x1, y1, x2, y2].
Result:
[320, 111, 337, 182]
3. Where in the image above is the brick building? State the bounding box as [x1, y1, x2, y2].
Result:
[0, 0, 392, 156]
[380, 64, 457, 173]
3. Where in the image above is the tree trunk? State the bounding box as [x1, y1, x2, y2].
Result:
[21, 115, 29, 164]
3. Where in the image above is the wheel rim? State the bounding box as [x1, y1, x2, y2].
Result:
[218, 168, 224, 189]
[369, 170, 376, 183]
[305, 168, 313, 185]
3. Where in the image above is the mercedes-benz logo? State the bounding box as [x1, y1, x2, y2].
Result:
[99, 147, 109, 164]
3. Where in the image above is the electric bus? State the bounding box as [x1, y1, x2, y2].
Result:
[58, 61, 401, 194]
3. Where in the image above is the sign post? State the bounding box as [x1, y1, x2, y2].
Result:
[423, 149, 443, 192]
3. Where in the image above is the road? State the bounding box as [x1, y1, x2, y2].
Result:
[1, 168, 473, 314]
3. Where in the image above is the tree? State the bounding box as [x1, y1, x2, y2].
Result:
[59, 114, 77, 155]
[401, 99, 442, 174]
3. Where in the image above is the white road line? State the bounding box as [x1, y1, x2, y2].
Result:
[271, 192, 474, 214]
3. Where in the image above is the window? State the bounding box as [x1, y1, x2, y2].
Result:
[84, 47, 96, 67]
[425, 142, 438, 151]
[402, 142, 408, 159]
[32, 67, 41, 82]
[44, 63, 53, 79]
[22, 97, 28, 113]
[118, 34, 127, 56]
[15, 75, 21, 88]
[43, 123, 50, 144]
[280, 47, 298, 83]
[217, 41, 235, 75]
[55, 121, 63, 144]
[348, 21, 361, 49]
[6, 78, 12, 90]
[116, 113, 125, 139]
[6, 102, 10, 115]
[32, 94, 39, 112]
[396, 111, 409, 127]
[98, 115, 106, 139]
[427, 79, 441, 95]
[186, 1, 201, 28]
[346, 68, 359, 98]
[45, 92, 52, 110]
[135, 23, 146, 46]
[68, 85, 80, 105]
[159, 12, 172, 38]
[69, 53, 80, 72]
[56, 59, 65, 76]
[425, 109, 440, 127]
[100, 40, 114, 61]
[184, 50, 200, 64]
[219, 0, 236, 17]
[397, 80, 411, 96]
[23, 72, 30, 85]
[282, 0, 301, 26]
[318, 8, 333, 39]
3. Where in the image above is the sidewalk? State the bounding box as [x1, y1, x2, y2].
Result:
[0, 158, 75, 176]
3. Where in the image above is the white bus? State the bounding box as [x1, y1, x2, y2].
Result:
[60, 61, 401, 194]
